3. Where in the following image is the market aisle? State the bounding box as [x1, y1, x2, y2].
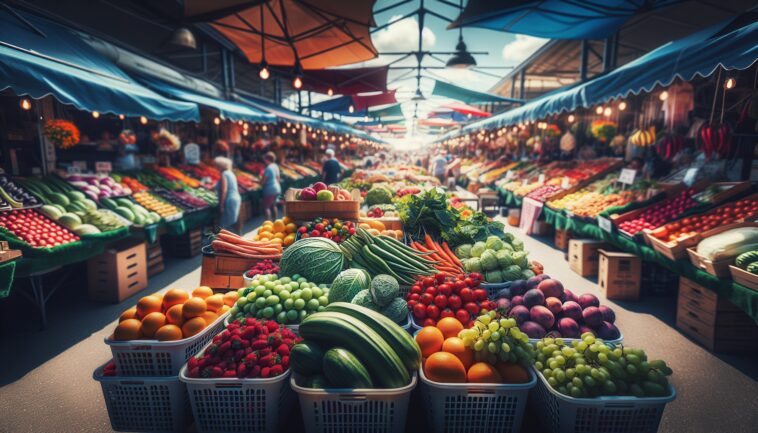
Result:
[0, 219, 263, 433]
[499, 219, 758, 433]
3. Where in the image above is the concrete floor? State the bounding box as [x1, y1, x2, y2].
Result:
[0, 216, 756, 433]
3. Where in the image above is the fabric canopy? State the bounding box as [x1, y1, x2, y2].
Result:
[432, 102, 491, 118]
[301, 66, 388, 95]
[139, 76, 274, 123]
[241, 94, 321, 126]
[431, 80, 522, 104]
[0, 9, 199, 121]
[450, 0, 679, 40]
[419, 118, 458, 127]
[202, 0, 378, 69]
[366, 103, 404, 119]
[309, 91, 397, 114]
[461, 16, 758, 133]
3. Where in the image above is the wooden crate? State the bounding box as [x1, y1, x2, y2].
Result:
[0, 241, 21, 263]
[676, 278, 758, 353]
[200, 250, 280, 290]
[284, 189, 361, 221]
[685, 222, 758, 278]
[554, 228, 572, 251]
[146, 242, 164, 277]
[598, 250, 641, 301]
[87, 239, 147, 303]
[165, 227, 204, 258]
[729, 265, 758, 292]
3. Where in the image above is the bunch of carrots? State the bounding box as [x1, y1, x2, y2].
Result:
[410, 235, 463, 276]
[211, 229, 282, 259]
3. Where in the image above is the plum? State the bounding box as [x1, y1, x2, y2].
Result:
[561, 301, 582, 322]
[596, 321, 621, 340]
[537, 279, 564, 299]
[509, 305, 530, 325]
[520, 321, 547, 339]
[496, 297, 511, 312]
[557, 317, 580, 338]
[510, 280, 527, 296]
[579, 325, 595, 336]
[562, 289, 579, 303]
[530, 305, 555, 329]
[582, 306, 603, 328]
[598, 306, 616, 323]
[511, 295, 524, 306]
[545, 297, 563, 315]
[578, 293, 600, 309]
[523, 289, 545, 308]
[526, 276, 542, 291]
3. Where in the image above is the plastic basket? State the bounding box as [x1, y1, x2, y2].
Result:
[528, 332, 624, 346]
[531, 370, 676, 433]
[93, 362, 189, 433]
[105, 312, 228, 376]
[179, 362, 294, 433]
[291, 372, 417, 433]
[224, 313, 300, 332]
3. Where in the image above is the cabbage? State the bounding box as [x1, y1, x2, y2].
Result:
[503, 232, 515, 243]
[463, 257, 482, 273]
[485, 269, 504, 284]
[455, 244, 473, 259]
[495, 250, 513, 268]
[480, 250, 498, 271]
[500, 242, 514, 252]
[485, 236, 505, 251]
[502, 265, 523, 281]
[470, 241, 486, 258]
[511, 238, 524, 252]
[511, 251, 529, 269]
[521, 269, 536, 279]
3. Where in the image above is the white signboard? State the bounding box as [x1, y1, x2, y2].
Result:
[184, 143, 200, 165]
[683, 168, 699, 186]
[538, 174, 546, 183]
[598, 216, 613, 233]
[561, 177, 571, 189]
[95, 161, 112, 173]
[618, 168, 636, 185]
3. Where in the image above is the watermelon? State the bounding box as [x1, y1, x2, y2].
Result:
[280, 238, 346, 284]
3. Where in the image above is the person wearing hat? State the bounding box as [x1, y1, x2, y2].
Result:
[322, 148, 342, 185]
[260, 152, 281, 221]
[214, 156, 242, 231]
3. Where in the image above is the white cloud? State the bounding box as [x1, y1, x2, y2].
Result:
[501, 35, 548, 65]
[373, 16, 436, 52]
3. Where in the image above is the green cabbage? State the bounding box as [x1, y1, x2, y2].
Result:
[480, 250, 498, 271]
[471, 241, 486, 257]
[463, 257, 482, 273]
[502, 265, 523, 282]
[485, 236, 504, 251]
[511, 238, 524, 252]
[521, 269, 536, 279]
[365, 187, 393, 206]
[495, 249, 513, 268]
[485, 269, 504, 284]
[455, 244, 473, 259]
[511, 251, 529, 268]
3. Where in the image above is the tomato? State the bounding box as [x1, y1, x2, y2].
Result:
[409, 293, 420, 302]
[473, 289, 487, 302]
[426, 304, 440, 319]
[440, 308, 455, 319]
[455, 309, 470, 324]
[435, 273, 446, 284]
[433, 294, 448, 308]
[412, 303, 426, 319]
[463, 278, 475, 287]
[464, 302, 480, 315]
[448, 294, 462, 309]
[423, 318, 437, 327]
[420, 293, 433, 305]
[437, 283, 452, 296]
[410, 285, 422, 295]
[459, 288, 474, 303]
[423, 277, 436, 287]
[425, 286, 437, 296]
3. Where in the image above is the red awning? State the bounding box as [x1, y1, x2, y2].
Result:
[418, 118, 458, 127]
[438, 102, 491, 117]
[302, 66, 388, 94]
[353, 91, 396, 111]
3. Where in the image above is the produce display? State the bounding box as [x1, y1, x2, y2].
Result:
[280, 237, 346, 284]
[406, 272, 496, 327]
[185, 319, 299, 379]
[617, 189, 699, 236]
[365, 185, 393, 206]
[211, 229, 283, 259]
[63, 174, 132, 201]
[329, 270, 407, 325]
[695, 227, 758, 262]
[490, 275, 621, 340]
[111, 174, 149, 193]
[244, 260, 280, 279]
[229, 273, 329, 325]
[535, 336, 673, 398]
[253, 217, 297, 247]
[364, 204, 398, 218]
[154, 166, 201, 188]
[525, 184, 564, 202]
[111, 287, 235, 341]
[0, 209, 79, 248]
[132, 191, 182, 218]
[100, 197, 162, 226]
[456, 234, 536, 283]
[735, 250, 758, 274]
[498, 159, 619, 197]
[0, 175, 40, 208]
[40, 207, 126, 234]
[357, 219, 403, 240]
[297, 217, 356, 244]
[153, 188, 210, 210]
[650, 198, 758, 244]
[293, 182, 352, 201]
[291, 302, 421, 389]
[409, 235, 463, 276]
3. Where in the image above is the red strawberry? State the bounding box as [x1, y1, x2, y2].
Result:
[276, 344, 290, 357]
[270, 365, 284, 377]
[211, 367, 223, 378]
[281, 355, 289, 368]
[261, 367, 271, 378]
[237, 363, 248, 378]
[188, 357, 199, 369]
[189, 367, 200, 378]
[234, 349, 246, 360]
[248, 365, 261, 378]
[251, 340, 268, 350]
[222, 370, 237, 378]
[265, 321, 279, 333]
[258, 348, 272, 357]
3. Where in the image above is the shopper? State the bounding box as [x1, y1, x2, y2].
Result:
[214, 156, 241, 231]
[260, 151, 281, 221]
[322, 148, 342, 184]
[430, 150, 448, 184]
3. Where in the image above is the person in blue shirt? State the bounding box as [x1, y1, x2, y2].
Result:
[322, 149, 342, 185]
[214, 156, 242, 232]
[260, 152, 281, 221]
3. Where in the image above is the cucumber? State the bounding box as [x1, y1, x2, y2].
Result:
[322, 348, 373, 388]
[747, 262, 758, 275]
[306, 374, 330, 389]
[735, 250, 758, 269]
[299, 312, 409, 388]
[325, 302, 421, 371]
[290, 341, 325, 375]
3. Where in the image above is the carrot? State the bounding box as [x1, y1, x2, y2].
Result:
[424, 234, 437, 251]
[216, 233, 281, 252]
[212, 240, 282, 259]
[441, 241, 462, 267]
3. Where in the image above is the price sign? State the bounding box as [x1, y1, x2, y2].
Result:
[618, 168, 636, 185]
[538, 174, 546, 183]
[683, 168, 699, 186]
[522, 179, 528, 187]
[67, 165, 81, 175]
[505, 170, 514, 179]
[598, 216, 613, 233]
[73, 160, 88, 171]
[95, 161, 112, 173]
[184, 143, 200, 165]
[561, 177, 571, 189]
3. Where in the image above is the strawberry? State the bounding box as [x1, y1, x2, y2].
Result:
[269, 365, 284, 377]
[276, 344, 290, 357]
[219, 341, 232, 354]
[211, 367, 223, 378]
[222, 370, 237, 378]
[237, 363, 248, 378]
[189, 367, 200, 378]
[187, 357, 199, 369]
[258, 347, 272, 357]
[251, 340, 268, 350]
[261, 367, 271, 378]
[265, 321, 279, 333]
[248, 365, 261, 378]
[234, 349, 246, 360]
[281, 355, 289, 369]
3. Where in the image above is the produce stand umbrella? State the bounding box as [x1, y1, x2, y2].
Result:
[300, 66, 388, 94]
[185, 0, 379, 69]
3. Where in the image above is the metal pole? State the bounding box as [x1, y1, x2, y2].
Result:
[519, 69, 526, 99]
[580, 40, 588, 81]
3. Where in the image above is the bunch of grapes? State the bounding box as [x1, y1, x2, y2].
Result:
[458, 311, 536, 366]
[535, 334, 673, 398]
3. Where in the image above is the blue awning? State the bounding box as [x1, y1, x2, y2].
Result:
[460, 17, 758, 133]
[138, 76, 275, 123]
[240, 95, 322, 127]
[0, 9, 199, 121]
[431, 80, 522, 104]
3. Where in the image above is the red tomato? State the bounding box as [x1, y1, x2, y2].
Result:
[412, 303, 427, 319]
[473, 289, 487, 302]
[455, 309, 470, 324]
[435, 273, 446, 283]
[420, 293, 433, 305]
[440, 308, 455, 319]
[433, 294, 448, 308]
[448, 294, 462, 309]
[411, 285, 422, 294]
[423, 318, 437, 327]
[460, 288, 474, 303]
[464, 302, 480, 315]
[426, 305, 440, 319]
[423, 277, 436, 287]
[409, 293, 420, 302]
[437, 283, 452, 296]
[424, 286, 437, 296]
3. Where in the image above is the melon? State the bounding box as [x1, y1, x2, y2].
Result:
[74, 224, 101, 235]
[279, 237, 345, 284]
[58, 213, 82, 230]
[114, 206, 136, 222]
[40, 205, 63, 220]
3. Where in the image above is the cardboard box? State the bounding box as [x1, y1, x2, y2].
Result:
[88, 239, 147, 303]
[568, 239, 606, 277]
[598, 249, 641, 301]
[554, 229, 572, 251]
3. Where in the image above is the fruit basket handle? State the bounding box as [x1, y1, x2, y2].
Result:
[466, 388, 496, 395]
[337, 394, 367, 401]
[215, 383, 243, 389]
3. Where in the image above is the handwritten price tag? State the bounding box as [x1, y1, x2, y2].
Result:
[683, 168, 699, 186]
[598, 216, 613, 233]
[618, 168, 636, 185]
[95, 161, 112, 173]
[538, 174, 546, 183]
[561, 177, 571, 189]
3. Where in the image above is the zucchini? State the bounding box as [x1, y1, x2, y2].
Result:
[325, 302, 421, 371]
[747, 262, 758, 275]
[735, 250, 758, 269]
[322, 348, 374, 388]
[299, 312, 410, 388]
[290, 341, 325, 376]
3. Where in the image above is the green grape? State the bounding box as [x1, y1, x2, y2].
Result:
[501, 342, 511, 353]
[488, 322, 499, 332]
[543, 368, 552, 377]
[555, 338, 564, 346]
[491, 331, 501, 341]
[482, 330, 491, 340]
[626, 354, 640, 365]
[613, 348, 623, 358]
[505, 318, 517, 328]
[534, 361, 543, 370]
[572, 377, 583, 388]
[549, 361, 559, 369]
[510, 328, 523, 339]
[555, 370, 566, 383]
[462, 336, 474, 346]
[583, 376, 596, 388]
[570, 386, 583, 398]
[598, 353, 608, 364]
[558, 386, 568, 395]
[602, 380, 617, 394]
[474, 339, 485, 351]
[488, 342, 498, 353]
[590, 368, 601, 379]
[555, 355, 566, 366]
[629, 384, 644, 398]
[575, 364, 586, 375]
[547, 376, 558, 387]
[626, 364, 637, 375]
[583, 335, 596, 345]
[566, 368, 576, 380]
[479, 314, 491, 325]
[541, 347, 553, 356]
[576, 342, 588, 351]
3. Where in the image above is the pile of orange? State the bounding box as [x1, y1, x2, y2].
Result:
[253, 216, 297, 247]
[415, 317, 530, 384]
[113, 286, 240, 341]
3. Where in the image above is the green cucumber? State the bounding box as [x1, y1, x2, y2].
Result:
[290, 341, 325, 376]
[322, 348, 374, 388]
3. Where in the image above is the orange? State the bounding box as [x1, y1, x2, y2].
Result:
[151, 292, 164, 303]
[415, 326, 445, 358]
[155, 324, 183, 341]
[165, 304, 184, 326]
[223, 291, 240, 307]
[182, 317, 206, 338]
[200, 311, 218, 324]
[114, 319, 143, 341]
[273, 220, 285, 233]
[205, 294, 225, 312]
[436, 317, 464, 340]
[442, 337, 474, 369]
[495, 362, 531, 384]
[162, 289, 189, 310]
[424, 352, 467, 383]
[119, 307, 138, 322]
[136, 295, 162, 317]
[140, 312, 167, 338]
[218, 305, 231, 314]
[183, 297, 207, 318]
[281, 216, 292, 225]
[262, 220, 274, 227]
[467, 362, 503, 384]
[285, 223, 297, 234]
[192, 286, 214, 299]
[272, 232, 285, 240]
[283, 234, 296, 247]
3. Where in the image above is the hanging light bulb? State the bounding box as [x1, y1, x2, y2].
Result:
[118, 114, 125, 120]
[259, 61, 270, 80]
[618, 101, 627, 111]
[213, 117, 221, 125]
[262, 125, 268, 132]
[595, 106, 603, 115]
[19, 98, 32, 110]
[312, 133, 317, 139]
[725, 78, 736, 89]
[237, 120, 243, 125]
[243, 123, 249, 130]
[327, 88, 334, 96]
[364, 115, 369, 122]
[292, 61, 304, 89]
[291, 128, 296, 133]
[139, 116, 148, 125]
[282, 127, 287, 134]
[348, 105, 355, 114]
[568, 114, 575, 123]
[659, 91, 668, 101]
[603, 107, 612, 117]
[92, 111, 100, 119]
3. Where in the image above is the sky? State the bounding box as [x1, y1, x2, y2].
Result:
[287, 0, 549, 145]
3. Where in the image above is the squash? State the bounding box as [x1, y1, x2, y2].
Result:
[696, 228, 758, 261]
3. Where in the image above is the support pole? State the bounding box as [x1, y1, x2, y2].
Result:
[580, 40, 588, 81]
